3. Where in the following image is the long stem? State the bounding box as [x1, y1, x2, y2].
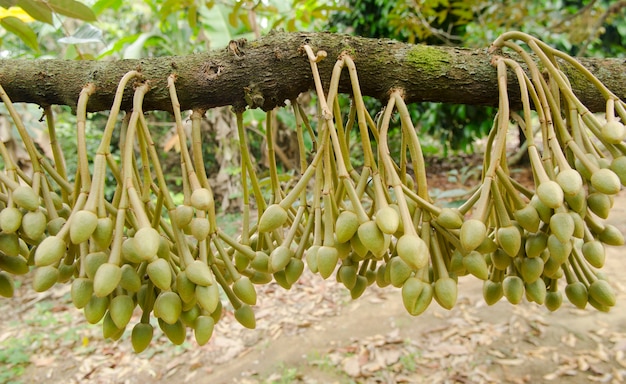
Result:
[191, 109, 209, 188]
[430, 226, 449, 280]
[265, 110, 282, 204]
[0, 83, 47, 174]
[107, 190, 128, 266]
[393, 93, 429, 200]
[293, 100, 309, 176]
[333, 96, 353, 174]
[76, 84, 96, 193]
[343, 56, 376, 170]
[136, 119, 152, 202]
[293, 209, 314, 260]
[310, 165, 324, 247]
[168, 75, 202, 195]
[490, 179, 511, 227]
[122, 83, 151, 229]
[86, 71, 141, 212]
[238, 114, 251, 245]
[471, 59, 512, 222]
[302, 45, 332, 118]
[136, 112, 176, 211]
[486, 59, 512, 180]
[44, 107, 67, 194]
[236, 112, 266, 212]
[0, 134, 19, 189]
[378, 92, 419, 237]
[296, 103, 317, 151]
[212, 237, 241, 281]
[495, 167, 528, 208]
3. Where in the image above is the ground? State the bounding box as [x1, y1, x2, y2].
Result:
[1, 167, 626, 384]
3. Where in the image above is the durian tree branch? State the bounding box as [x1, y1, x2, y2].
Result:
[0, 31, 624, 113]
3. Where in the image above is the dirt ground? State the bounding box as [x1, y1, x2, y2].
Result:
[2, 191, 626, 384]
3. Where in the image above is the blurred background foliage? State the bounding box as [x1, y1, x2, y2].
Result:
[0, 0, 624, 209]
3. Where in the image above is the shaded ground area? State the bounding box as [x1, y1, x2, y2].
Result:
[1, 177, 626, 384]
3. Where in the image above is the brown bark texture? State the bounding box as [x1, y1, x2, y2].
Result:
[0, 31, 624, 113]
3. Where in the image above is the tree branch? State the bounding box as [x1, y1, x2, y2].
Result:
[0, 31, 624, 113]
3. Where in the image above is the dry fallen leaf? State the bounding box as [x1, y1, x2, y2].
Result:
[30, 355, 56, 367]
[494, 358, 525, 366]
[342, 356, 361, 377]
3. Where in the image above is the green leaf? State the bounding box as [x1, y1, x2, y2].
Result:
[48, 0, 96, 21]
[96, 33, 137, 59]
[270, 15, 286, 30]
[228, 0, 242, 27]
[187, 3, 197, 30]
[16, 0, 53, 24]
[123, 32, 162, 59]
[0, 1, 17, 8]
[0, 16, 39, 51]
[437, 9, 448, 24]
[227, 8, 237, 27]
[158, 0, 179, 21]
[92, 0, 121, 15]
[58, 23, 103, 44]
[238, 13, 250, 29]
[199, 5, 233, 48]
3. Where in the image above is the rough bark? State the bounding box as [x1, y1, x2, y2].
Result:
[0, 31, 624, 113]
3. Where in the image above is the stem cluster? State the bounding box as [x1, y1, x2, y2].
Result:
[0, 31, 622, 350]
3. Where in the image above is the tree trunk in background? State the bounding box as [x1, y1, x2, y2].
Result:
[0, 31, 624, 113]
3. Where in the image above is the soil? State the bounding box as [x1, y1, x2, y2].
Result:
[2, 170, 626, 384]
